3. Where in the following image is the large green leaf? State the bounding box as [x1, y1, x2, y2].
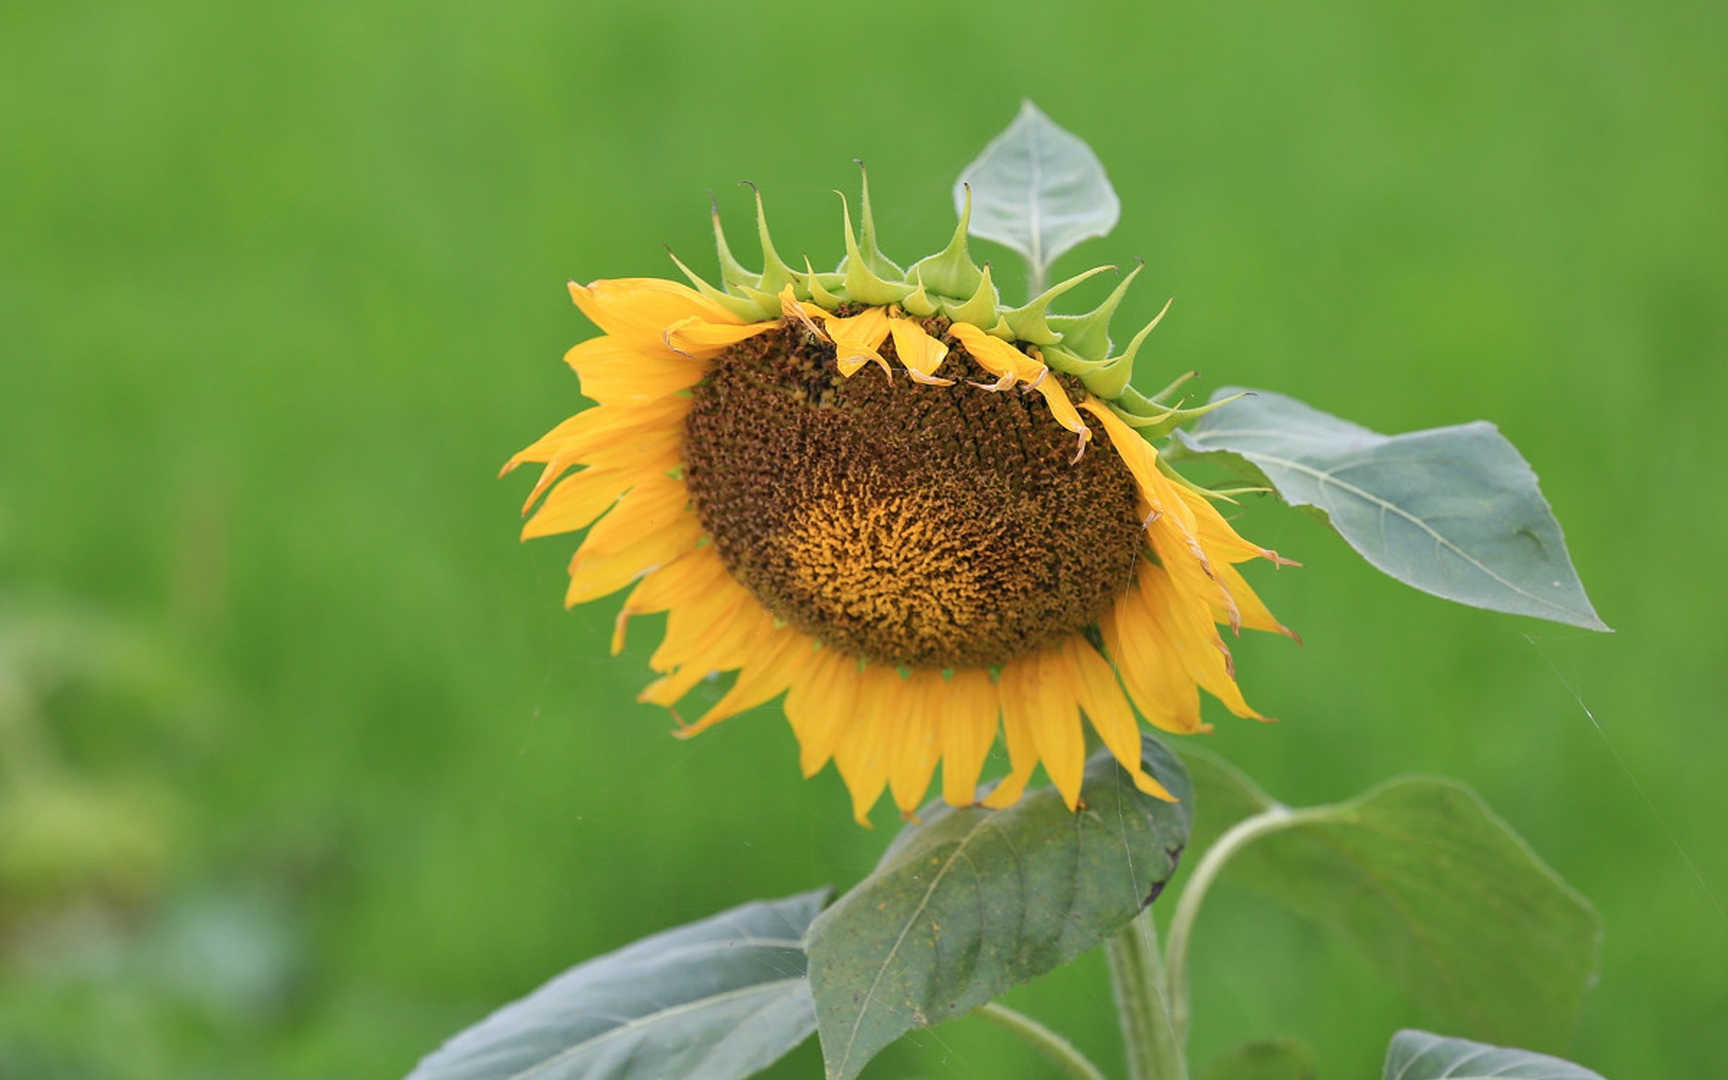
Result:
[406, 890, 828, 1080]
[1200, 1039, 1317, 1080]
[1383, 1030, 1606, 1079]
[1177, 389, 1608, 631]
[1178, 756, 1600, 1051]
[805, 736, 1191, 1080]
[955, 101, 1120, 285]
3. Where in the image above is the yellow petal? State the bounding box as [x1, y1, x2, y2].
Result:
[520, 424, 682, 513]
[650, 583, 752, 672]
[1026, 648, 1086, 810]
[1028, 370, 1092, 442]
[563, 336, 706, 404]
[521, 467, 634, 540]
[821, 307, 892, 378]
[887, 318, 950, 380]
[619, 545, 726, 617]
[568, 278, 745, 352]
[1146, 518, 1236, 628]
[1101, 578, 1208, 735]
[786, 648, 859, 778]
[663, 315, 777, 357]
[703, 597, 781, 671]
[503, 397, 691, 476]
[611, 546, 729, 654]
[1139, 563, 1261, 720]
[833, 664, 901, 825]
[1079, 417, 1236, 622]
[1214, 561, 1295, 639]
[778, 284, 832, 340]
[683, 630, 817, 736]
[1081, 399, 1164, 500]
[981, 656, 1042, 809]
[951, 327, 1089, 444]
[950, 323, 1042, 384]
[642, 602, 777, 710]
[564, 515, 702, 606]
[575, 474, 689, 561]
[1170, 484, 1299, 571]
[939, 669, 1000, 807]
[1084, 426, 1290, 639]
[637, 659, 715, 709]
[889, 671, 943, 815]
[1067, 639, 1175, 802]
[502, 412, 599, 476]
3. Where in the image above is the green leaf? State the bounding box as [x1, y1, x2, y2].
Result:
[805, 736, 1191, 1080]
[406, 890, 829, 1080]
[1176, 389, 1608, 631]
[1383, 1030, 1606, 1079]
[1178, 763, 1600, 1051]
[1200, 1039, 1317, 1080]
[954, 101, 1120, 288]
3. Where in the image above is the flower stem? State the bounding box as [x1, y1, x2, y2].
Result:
[972, 1002, 1109, 1080]
[1105, 909, 1188, 1080]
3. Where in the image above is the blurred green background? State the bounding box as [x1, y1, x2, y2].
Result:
[3, 0, 1723, 1076]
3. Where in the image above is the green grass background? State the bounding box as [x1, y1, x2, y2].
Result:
[3, 0, 1724, 1075]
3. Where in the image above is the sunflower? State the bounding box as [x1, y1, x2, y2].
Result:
[504, 174, 1296, 824]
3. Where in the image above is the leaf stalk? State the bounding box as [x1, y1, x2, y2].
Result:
[971, 1002, 1110, 1080]
[1163, 804, 1318, 1046]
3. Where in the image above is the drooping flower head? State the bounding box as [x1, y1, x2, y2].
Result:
[504, 171, 1296, 823]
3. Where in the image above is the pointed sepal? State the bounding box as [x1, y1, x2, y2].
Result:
[909, 183, 986, 300]
[798, 255, 843, 308]
[1046, 262, 1143, 362]
[1002, 264, 1115, 345]
[1109, 390, 1248, 440]
[710, 193, 758, 292]
[1064, 295, 1174, 400]
[834, 192, 912, 306]
[1040, 343, 1131, 401]
[742, 183, 797, 295]
[940, 262, 1000, 328]
[1155, 458, 1260, 505]
[665, 246, 777, 321]
[1039, 343, 1095, 378]
[901, 272, 940, 317]
[847, 161, 905, 279]
[1147, 365, 1199, 405]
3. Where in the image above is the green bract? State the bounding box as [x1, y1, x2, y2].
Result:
[675, 169, 1222, 436]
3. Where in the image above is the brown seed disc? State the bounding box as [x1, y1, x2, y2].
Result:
[682, 318, 1145, 669]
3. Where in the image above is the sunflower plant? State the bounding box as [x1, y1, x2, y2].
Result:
[410, 104, 1610, 1080]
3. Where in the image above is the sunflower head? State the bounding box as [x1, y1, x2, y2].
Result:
[505, 168, 1296, 824]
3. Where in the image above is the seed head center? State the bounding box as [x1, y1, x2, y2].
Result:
[682, 321, 1145, 669]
